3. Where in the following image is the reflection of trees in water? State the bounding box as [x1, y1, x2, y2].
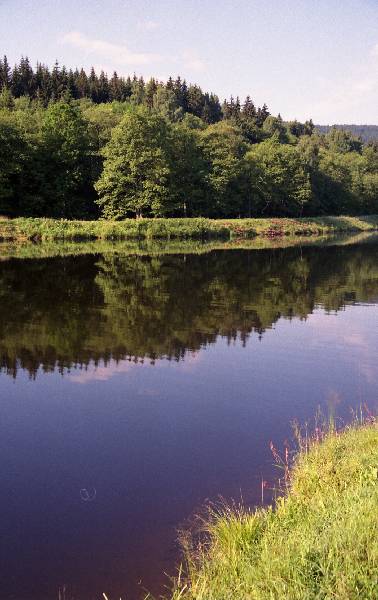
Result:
[0, 243, 377, 377]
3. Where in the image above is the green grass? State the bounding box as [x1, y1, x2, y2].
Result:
[170, 421, 378, 600]
[0, 215, 377, 242]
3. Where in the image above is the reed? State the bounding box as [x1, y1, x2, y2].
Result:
[0, 215, 377, 243]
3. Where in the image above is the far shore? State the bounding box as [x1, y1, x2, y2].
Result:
[0, 215, 377, 243]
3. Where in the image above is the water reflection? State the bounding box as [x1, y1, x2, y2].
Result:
[0, 239, 377, 377]
[0, 237, 377, 600]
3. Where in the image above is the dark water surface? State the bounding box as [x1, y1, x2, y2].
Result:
[0, 237, 377, 600]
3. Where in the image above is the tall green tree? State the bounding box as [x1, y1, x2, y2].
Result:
[153, 86, 183, 122]
[168, 123, 210, 216]
[200, 121, 248, 216]
[0, 115, 28, 215]
[37, 100, 92, 217]
[95, 108, 173, 218]
[246, 139, 311, 216]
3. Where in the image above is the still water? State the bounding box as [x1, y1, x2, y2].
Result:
[0, 237, 377, 599]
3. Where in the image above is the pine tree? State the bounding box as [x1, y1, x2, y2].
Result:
[121, 76, 132, 100]
[235, 96, 241, 117]
[109, 71, 121, 101]
[145, 78, 157, 108]
[208, 94, 222, 123]
[51, 60, 64, 99]
[242, 96, 257, 121]
[173, 76, 187, 109]
[34, 62, 51, 104]
[187, 84, 205, 117]
[130, 76, 145, 105]
[256, 103, 270, 126]
[202, 100, 212, 124]
[16, 56, 35, 96]
[77, 69, 90, 99]
[180, 79, 189, 112]
[222, 96, 236, 120]
[98, 71, 109, 103]
[89, 67, 100, 102]
[66, 69, 78, 99]
[0, 55, 11, 89]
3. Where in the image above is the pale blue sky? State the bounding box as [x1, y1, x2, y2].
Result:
[1, 0, 377, 123]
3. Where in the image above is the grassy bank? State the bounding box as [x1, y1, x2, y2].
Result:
[170, 421, 378, 600]
[0, 231, 376, 261]
[0, 215, 377, 242]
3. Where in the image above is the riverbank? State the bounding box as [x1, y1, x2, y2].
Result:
[170, 421, 378, 600]
[0, 231, 377, 262]
[0, 215, 377, 242]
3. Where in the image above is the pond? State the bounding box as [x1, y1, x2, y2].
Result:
[0, 235, 377, 599]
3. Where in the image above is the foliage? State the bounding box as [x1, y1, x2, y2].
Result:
[245, 139, 312, 216]
[36, 101, 93, 217]
[0, 56, 377, 219]
[0, 114, 28, 214]
[95, 108, 174, 218]
[199, 122, 249, 217]
[168, 123, 209, 216]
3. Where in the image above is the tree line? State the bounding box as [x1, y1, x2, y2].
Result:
[316, 125, 378, 144]
[0, 56, 377, 219]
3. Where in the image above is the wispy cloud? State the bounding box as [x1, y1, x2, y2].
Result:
[182, 49, 206, 73]
[61, 31, 207, 80]
[137, 20, 160, 32]
[61, 31, 162, 68]
[68, 359, 138, 384]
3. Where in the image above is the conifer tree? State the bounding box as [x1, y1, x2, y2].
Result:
[145, 78, 158, 108]
[187, 84, 205, 117]
[242, 96, 257, 120]
[0, 55, 11, 88]
[89, 67, 99, 102]
[98, 70, 109, 103]
[180, 79, 189, 112]
[77, 68, 90, 98]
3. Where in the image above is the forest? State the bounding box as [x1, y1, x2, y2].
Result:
[316, 125, 378, 143]
[1, 56, 378, 220]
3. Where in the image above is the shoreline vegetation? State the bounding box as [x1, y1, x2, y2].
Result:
[169, 420, 378, 600]
[0, 215, 377, 244]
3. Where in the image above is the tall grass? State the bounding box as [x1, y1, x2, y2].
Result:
[0, 215, 377, 243]
[170, 417, 378, 600]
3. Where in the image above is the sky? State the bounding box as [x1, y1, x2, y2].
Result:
[1, 0, 377, 124]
